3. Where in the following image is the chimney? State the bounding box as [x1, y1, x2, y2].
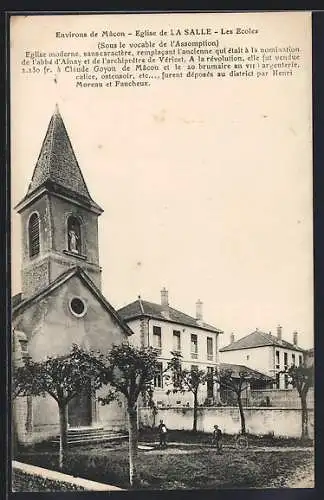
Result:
[293, 331, 298, 346]
[277, 324, 282, 340]
[160, 287, 169, 308]
[196, 299, 203, 321]
[230, 333, 235, 344]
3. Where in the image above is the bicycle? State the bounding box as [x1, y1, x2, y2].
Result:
[234, 433, 249, 450]
[210, 433, 249, 451]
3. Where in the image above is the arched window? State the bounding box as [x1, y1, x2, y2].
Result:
[67, 216, 81, 254]
[29, 213, 40, 257]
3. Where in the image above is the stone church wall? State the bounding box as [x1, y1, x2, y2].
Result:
[13, 274, 129, 443]
[50, 195, 100, 269]
[22, 260, 50, 299]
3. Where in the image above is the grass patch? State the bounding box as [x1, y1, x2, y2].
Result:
[15, 439, 314, 490]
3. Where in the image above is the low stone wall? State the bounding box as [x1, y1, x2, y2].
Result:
[140, 406, 314, 439]
[12, 461, 124, 492]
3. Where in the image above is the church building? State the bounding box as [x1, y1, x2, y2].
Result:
[12, 106, 132, 445]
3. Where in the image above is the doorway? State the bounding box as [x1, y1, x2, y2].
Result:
[68, 382, 92, 427]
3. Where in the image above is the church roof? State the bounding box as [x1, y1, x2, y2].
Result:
[220, 330, 305, 353]
[118, 298, 223, 334]
[12, 266, 134, 337]
[16, 106, 102, 213]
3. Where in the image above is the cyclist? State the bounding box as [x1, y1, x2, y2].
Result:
[211, 424, 223, 454]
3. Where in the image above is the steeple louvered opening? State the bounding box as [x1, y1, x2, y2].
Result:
[28, 213, 40, 258]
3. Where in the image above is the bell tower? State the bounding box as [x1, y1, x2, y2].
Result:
[15, 105, 104, 299]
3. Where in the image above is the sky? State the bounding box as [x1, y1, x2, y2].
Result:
[10, 12, 313, 348]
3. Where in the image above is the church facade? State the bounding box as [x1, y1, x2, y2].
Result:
[12, 107, 131, 445]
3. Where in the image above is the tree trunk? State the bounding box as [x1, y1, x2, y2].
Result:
[193, 391, 198, 432]
[127, 406, 139, 487]
[237, 394, 246, 435]
[58, 403, 68, 470]
[152, 407, 157, 428]
[301, 393, 309, 439]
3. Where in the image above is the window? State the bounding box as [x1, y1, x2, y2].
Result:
[207, 367, 214, 399]
[69, 297, 87, 317]
[173, 361, 182, 386]
[20, 341, 28, 352]
[67, 216, 81, 254]
[275, 350, 280, 369]
[207, 337, 213, 361]
[284, 374, 289, 389]
[276, 372, 280, 389]
[275, 350, 280, 385]
[29, 213, 40, 257]
[299, 355, 303, 366]
[284, 352, 288, 369]
[191, 334, 198, 359]
[173, 330, 181, 352]
[292, 354, 295, 365]
[153, 326, 162, 353]
[19, 340, 28, 352]
[154, 362, 163, 388]
[191, 365, 198, 372]
[246, 355, 250, 361]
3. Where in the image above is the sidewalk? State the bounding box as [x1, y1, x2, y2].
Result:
[139, 441, 313, 452]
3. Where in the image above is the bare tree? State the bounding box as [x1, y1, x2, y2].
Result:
[214, 367, 270, 435]
[285, 364, 314, 439]
[166, 352, 207, 432]
[84, 343, 159, 487]
[214, 367, 251, 435]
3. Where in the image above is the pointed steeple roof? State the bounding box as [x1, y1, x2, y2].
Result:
[17, 105, 102, 213]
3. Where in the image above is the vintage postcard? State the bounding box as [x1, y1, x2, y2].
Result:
[10, 11, 314, 491]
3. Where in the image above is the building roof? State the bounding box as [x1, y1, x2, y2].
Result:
[219, 362, 274, 381]
[117, 299, 223, 334]
[12, 266, 133, 337]
[220, 330, 305, 353]
[15, 105, 102, 213]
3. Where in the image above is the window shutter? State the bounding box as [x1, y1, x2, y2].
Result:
[29, 213, 40, 257]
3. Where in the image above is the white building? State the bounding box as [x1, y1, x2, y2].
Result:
[219, 326, 305, 389]
[118, 289, 223, 406]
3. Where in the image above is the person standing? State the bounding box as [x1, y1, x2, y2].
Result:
[158, 419, 168, 448]
[212, 424, 222, 453]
